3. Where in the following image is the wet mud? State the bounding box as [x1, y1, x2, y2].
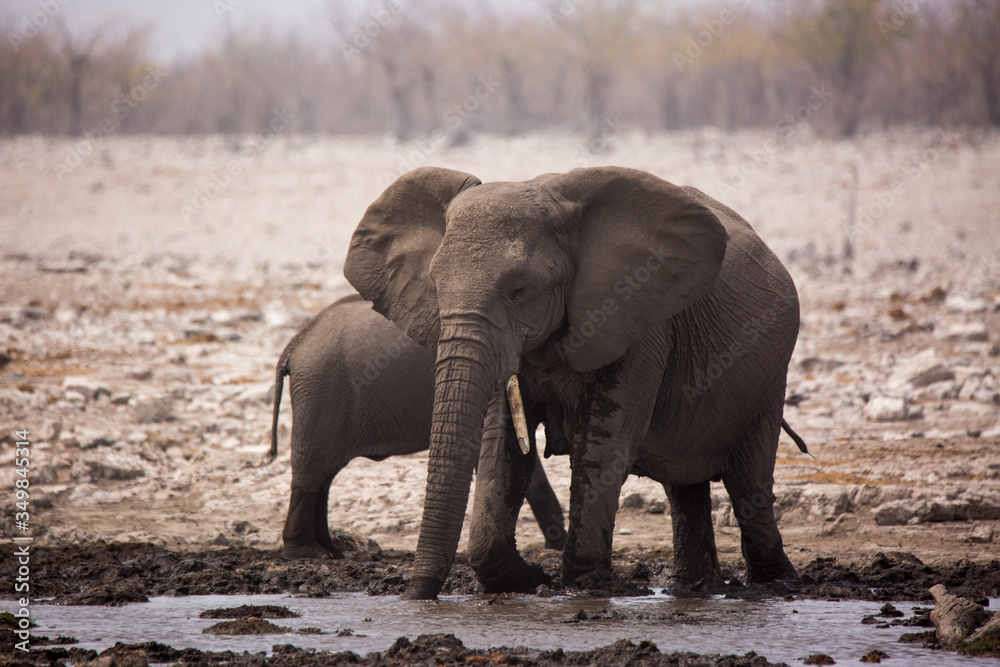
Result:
[2, 542, 998, 606]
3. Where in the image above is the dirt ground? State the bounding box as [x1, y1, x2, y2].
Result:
[1, 129, 999, 602]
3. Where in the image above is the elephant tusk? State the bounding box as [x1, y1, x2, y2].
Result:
[505, 374, 531, 455]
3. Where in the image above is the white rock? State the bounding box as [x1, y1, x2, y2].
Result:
[887, 349, 953, 389]
[263, 304, 312, 328]
[62, 376, 111, 401]
[54, 306, 80, 324]
[966, 524, 994, 544]
[63, 389, 87, 403]
[131, 395, 174, 423]
[943, 322, 989, 342]
[110, 392, 132, 405]
[865, 395, 908, 421]
[946, 294, 988, 314]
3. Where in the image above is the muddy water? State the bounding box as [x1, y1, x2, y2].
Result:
[15, 594, 999, 665]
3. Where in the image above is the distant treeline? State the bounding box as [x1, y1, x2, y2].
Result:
[1, 0, 998, 139]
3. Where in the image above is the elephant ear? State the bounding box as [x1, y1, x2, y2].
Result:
[543, 167, 729, 372]
[344, 167, 481, 349]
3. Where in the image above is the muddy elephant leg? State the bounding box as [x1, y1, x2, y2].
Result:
[664, 481, 722, 584]
[722, 390, 797, 583]
[283, 487, 336, 558]
[468, 393, 552, 593]
[312, 476, 346, 558]
[526, 452, 566, 551]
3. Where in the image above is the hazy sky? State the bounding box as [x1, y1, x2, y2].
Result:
[3, 0, 337, 60]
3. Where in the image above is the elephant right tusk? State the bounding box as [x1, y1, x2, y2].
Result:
[505, 374, 531, 455]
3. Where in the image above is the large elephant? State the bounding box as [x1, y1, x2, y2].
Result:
[270, 294, 567, 559]
[345, 166, 802, 599]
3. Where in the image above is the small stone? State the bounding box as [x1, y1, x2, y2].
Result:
[62, 376, 112, 401]
[110, 392, 132, 405]
[63, 389, 88, 403]
[865, 395, 908, 422]
[860, 649, 888, 663]
[535, 584, 553, 598]
[887, 349, 954, 389]
[645, 500, 666, 515]
[620, 493, 645, 509]
[819, 513, 859, 536]
[127, 368, 153, 381]
[944, 323, 989, 342]
[966, 524, 994, 544]
[78, 649, 148, 667]
[131, 396, 174, 424]
[212, 533, 231, 547]
[879, 603, 904, 618]
[946, 294, 988, 314]
[618, 528, 633, 535]
[232, 520, 260, 535]
[802, 653, 835, 665]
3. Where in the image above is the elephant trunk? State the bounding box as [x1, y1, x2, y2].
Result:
[402, 327, 499, 600]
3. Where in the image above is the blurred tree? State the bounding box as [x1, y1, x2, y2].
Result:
[789, 0, 898, 136]
[57, 21, 104, 135]
[956, 0, 1000, 126]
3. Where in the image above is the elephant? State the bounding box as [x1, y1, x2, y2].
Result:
[344, 166, 806, 599]
[269, 294, 567, 559]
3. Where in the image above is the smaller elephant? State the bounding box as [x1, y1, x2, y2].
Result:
[270, 294, 567, 558]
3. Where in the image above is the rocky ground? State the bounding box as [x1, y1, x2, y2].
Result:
[1, 130, 998, 612]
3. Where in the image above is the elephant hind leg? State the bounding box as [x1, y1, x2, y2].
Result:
[664, 480, 722, 585]
[282, 483, 342, 559]
[526, 453, 566, 551]
[313, 476, 346, 558]
[721, 389, 797, 583]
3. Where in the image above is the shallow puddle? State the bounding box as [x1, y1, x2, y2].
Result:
[10, 594, 999, 665]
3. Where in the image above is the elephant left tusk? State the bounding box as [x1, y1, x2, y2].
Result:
[505, 374, 531, 455]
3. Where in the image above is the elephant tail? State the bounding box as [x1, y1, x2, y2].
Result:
[269, 349, 292, 463]
[781, 418, 809, 455]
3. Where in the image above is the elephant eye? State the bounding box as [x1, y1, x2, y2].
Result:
[509, 286, 527, 302]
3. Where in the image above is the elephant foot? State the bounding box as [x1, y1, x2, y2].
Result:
[667, 575, 730, 597]
[479, 558, 551, 594]
[401, 576, 443, 601]
[745, 553, 799, 585]
[281, 541, 341, 560]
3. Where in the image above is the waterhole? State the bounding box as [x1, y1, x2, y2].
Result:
[10, 594, 999, 665]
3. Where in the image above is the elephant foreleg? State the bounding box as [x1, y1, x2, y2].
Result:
[468, 393, 551, 593]
[664, 481, 722, 584]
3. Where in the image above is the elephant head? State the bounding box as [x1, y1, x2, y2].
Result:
[344, 166, 729, 599]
